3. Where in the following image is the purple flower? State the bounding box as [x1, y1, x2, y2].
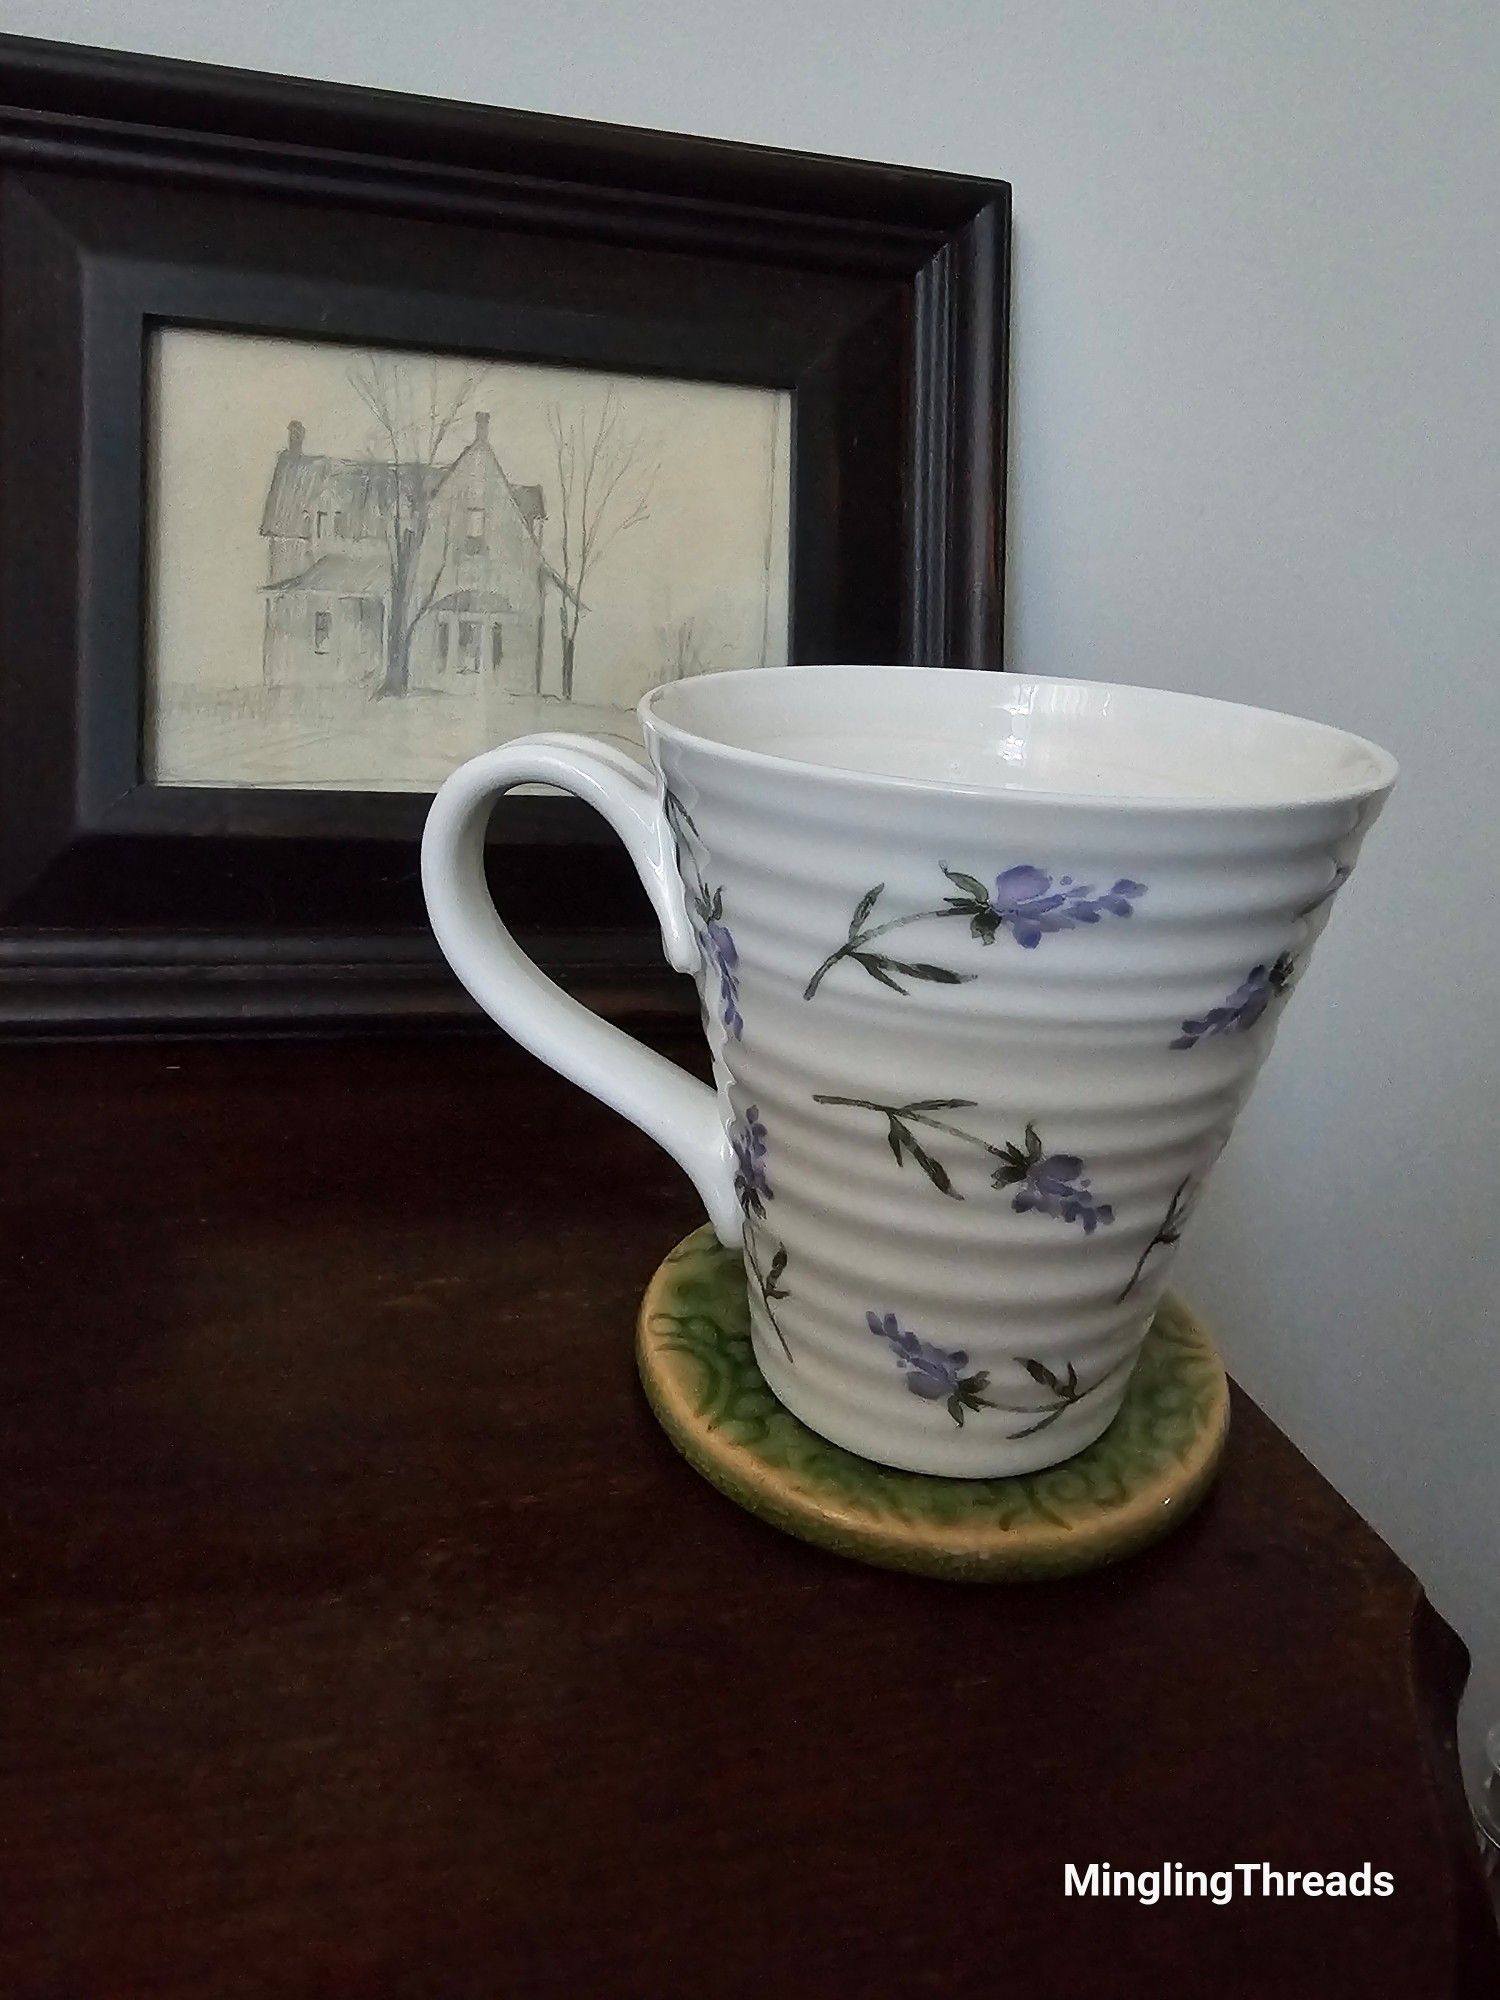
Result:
[866, 1310, 962, 1395]
[866, 1310, 994, 1425]
[664, 787, 743, 1039]
[1012, 1155, 1115, 1232]
[698, 905, 743, 1039]
[988, 863, 1070, 946]
[705, 917, 737, 971]
[942, 865, 1146, 950]
[731, 1105, 772, 1218]
[992, 866, 1147, 948]
[1172, 952, 1295, 1050]
[991, 1123, 1116, 1233]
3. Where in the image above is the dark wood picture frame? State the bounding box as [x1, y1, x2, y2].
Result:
[0, 36, 1009, 1033]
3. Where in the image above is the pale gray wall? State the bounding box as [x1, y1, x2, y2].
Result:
[7, 0, 1496, 1781]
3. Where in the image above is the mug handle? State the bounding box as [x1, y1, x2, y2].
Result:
[421, 735, 739, 1245]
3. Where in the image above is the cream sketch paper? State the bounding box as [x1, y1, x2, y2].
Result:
[145, 329, 791, 791]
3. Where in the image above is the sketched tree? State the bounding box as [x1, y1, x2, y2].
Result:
[545, 391, 658, 701]
[664, 618, 706, 682]
[347, 353, 488, 698]
[661, 613, 721, 683]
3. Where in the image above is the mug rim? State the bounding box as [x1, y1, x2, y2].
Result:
[639, 664, 1399, 814]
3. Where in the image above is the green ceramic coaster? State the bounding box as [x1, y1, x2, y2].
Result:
[637, 1226, 1230, 1581]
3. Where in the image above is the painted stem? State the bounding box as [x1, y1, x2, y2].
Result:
[744, 1231, 794, 1363]
[997, 1354, 1131, 1439]
[1114, 1175, 1192, 1304]
[802, 906, 963, 1000]
[814, 1094, 1011, 1161]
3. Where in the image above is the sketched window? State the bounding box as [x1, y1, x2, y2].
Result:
[313, 610, 332, 655]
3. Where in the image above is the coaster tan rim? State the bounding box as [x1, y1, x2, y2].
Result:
[637, 1227, 1230, 1581]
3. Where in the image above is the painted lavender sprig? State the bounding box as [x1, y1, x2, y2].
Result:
[866, 1310, 1129, 1436]
[1170, 865, 1351, 1053]
[988, 1123, 1115, 1235]
[664, 787, 743, 1039]
[1172, 953, 1295, 1050]
[943, 865, 1147, 950]
[865, 1312, 994, 1427]
[816, 1095, 1116, 1233]
[728, 1101, 793, 1361]
[804, 866, 1146, 1000]
[697, 890, 743, 1040]
[730, 1105, 772, 1219]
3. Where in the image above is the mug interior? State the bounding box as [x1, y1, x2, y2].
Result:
[642, 666, 1396, 810]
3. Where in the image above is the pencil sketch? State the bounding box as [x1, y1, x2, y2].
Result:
[145, 330, 791, 791]
[546, 390, 658, 702]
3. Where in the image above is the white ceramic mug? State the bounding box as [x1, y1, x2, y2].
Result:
[422, 667, 1396, 1477]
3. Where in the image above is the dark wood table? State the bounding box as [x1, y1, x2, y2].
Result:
[1, 1036, 1494, 1998]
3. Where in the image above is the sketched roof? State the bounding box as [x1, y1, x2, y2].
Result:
[430, 587, 517, 615]
[259, 438, 546, 540]
[261, 551, 390, 596]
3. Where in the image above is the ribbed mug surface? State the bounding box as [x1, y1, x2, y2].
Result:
[645, 667, 1394, 1477]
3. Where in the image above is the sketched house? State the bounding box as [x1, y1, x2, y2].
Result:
[259, 412, 552, 692]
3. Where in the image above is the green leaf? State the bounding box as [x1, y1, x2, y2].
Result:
[970, 912, 1000, 945]
[992, 1143, 1028, 1187]
[902, 1098, 978, 1113]
[766, 1246, 787, 1289]
[1023, 1122, 1043, 1161]
[941, 866, 990, 903]
[849, 883, 884, 935]
[1023, 1357, 1064, 1394]
[709, 887, 724, 921]
[1064, 1362, 1079, 1398]
[886, 1117, 907, 1164]
[853, 953, 908, 993]
[957, 1375, 992, 1413]
[947, 1392, 966, 1427]
[662, 789, 697, 834]
[881, 960, 970, 985]
[904, 1135, 960, 1199]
